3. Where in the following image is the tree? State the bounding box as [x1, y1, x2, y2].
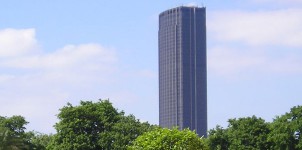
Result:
[0, 127, 25, 150]
[109, 114, 154, 149]
[25, 131, 53, 150]
[268, 105, 302, 150]
[0, 115, 28, 137]
[0, 115, 29, 150]
[207, 116, 271, 150]
[128, 127, 208, 150]
[227, 116, 271, 150]
[207, 126, 229, 150]
[47, 99, 153, 150]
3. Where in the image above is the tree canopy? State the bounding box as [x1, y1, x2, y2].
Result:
[47, 99, 154, 150]
[208, 116, 271, 150]
[0, 115, 29, 150]
[1, 99, 301, 150]
[268, 105, 302, 149]
[128, 127, 208, 150]
[207, 105, 302, 150]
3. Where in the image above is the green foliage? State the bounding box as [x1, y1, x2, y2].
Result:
[208, 107, 302, 150]
[268, 105, 302, 150]
[208, 116, 270, 150]
[0, 115, 28, 137]
[0, 127, 25, 150]
[227, 116, 271, 150]
[1, 100, 301, 150]
[47, 99, 153, 150]
[128, 127, 208, 150]
[109, 115, 155, 149]
[0, 116, 29, 150]
[207, 126, 229, 150]
[25, 131, 53, 150]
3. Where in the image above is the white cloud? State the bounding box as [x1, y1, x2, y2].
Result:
[0, 28, 119, 133]
[251, 0, 302, 4]
[0, 93, 68, 133]
[266, 54, 302, 73]
[208, 46, 302, 76]
[0, 28, 38, 57]
[0, 74, 15, 83]
[0, 28, 157, 133]
[207, 8, 302, 76]
[1, 44, 116, 69]
[209, 9, 302, 47]
[208, 46, 265, 75]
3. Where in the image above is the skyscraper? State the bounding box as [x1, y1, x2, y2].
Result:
[158, 6, 207, 137]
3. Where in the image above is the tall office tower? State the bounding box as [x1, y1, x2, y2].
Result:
[158, 6, 207, 137]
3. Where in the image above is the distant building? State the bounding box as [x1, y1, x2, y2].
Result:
[158, 6, 207, 137]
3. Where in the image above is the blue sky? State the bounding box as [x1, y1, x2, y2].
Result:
[0, 0, 302, 133]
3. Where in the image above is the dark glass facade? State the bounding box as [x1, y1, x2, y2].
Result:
[159, 6, 207, 137]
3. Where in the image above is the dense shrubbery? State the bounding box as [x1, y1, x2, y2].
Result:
[1, 100, 301, 150]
